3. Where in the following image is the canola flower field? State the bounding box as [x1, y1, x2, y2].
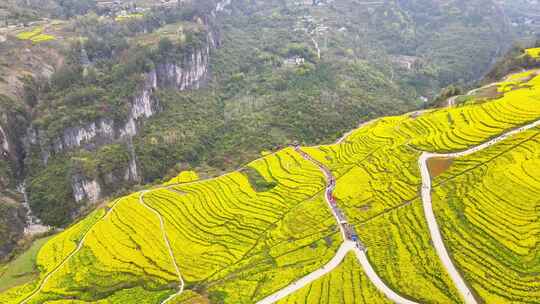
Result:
[115, 13, 145, 22]
[302, 70, 540, 303]
[525, 47, 540, 59]
[0, 67, 539, 303]
[163, 170, 199, 185]
[1, 149, 341, 303]
[16, 27, 56, 44]
[432, 128, 540, 303]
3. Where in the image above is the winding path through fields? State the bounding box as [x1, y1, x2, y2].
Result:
[418, 119, 540, 304]
[20, 198, 125, 304]
[258, 117, 540, 304]
[19, 179, 201, 304]
[256, 146, 417, 304]
[19, 113, 540, 304]
[139, 191, 185, 303]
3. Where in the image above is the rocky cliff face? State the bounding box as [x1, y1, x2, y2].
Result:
[40, 42, 213, 160]
[31, 32, 214, 205]
[71, 174, 102, 203]
[155, 47, 210, 90]
[214, 0, 232, 14]
[17, 182, 50, 236]
[0, 124, 9, 154]
[39, 69, 159, 163]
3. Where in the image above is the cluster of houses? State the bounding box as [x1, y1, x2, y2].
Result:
[283, 56, 305, 66]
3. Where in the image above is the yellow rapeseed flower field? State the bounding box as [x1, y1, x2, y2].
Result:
[525, 47, 540, 58]
[432, 129, 540, 303]
[16, 27, 56, 44]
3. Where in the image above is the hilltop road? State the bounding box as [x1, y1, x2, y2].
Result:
[418, 118, 540, 304]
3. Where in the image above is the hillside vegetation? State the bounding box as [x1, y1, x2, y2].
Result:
[0, 0, 522, 261]
[1, 61, 539, 303]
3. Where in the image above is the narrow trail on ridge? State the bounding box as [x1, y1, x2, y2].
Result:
[418, 119, 540, 304]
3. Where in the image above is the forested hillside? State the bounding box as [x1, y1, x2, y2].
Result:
[0, 0, 522, 260]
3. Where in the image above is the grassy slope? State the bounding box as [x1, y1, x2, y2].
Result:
[0, 236, 53, 292]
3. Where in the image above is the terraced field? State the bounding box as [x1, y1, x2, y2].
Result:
[432, 128, 540, 303]
[1, 69, 539, 303]
[163, 170, 199, 185]
[0, 209, 107, 303]
[16, 27, 56, 44]
[1, 149, 341, 303]
[302, 71, 540, 303]
[525, 47, 540, 59]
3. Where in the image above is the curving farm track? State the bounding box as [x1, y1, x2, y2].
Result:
[19, 198, 125, 304]
[258, 117, 540, 304]
[418, 118, 540, 304]
[256, 145, 418, 304]
[138, 191, 185, 304]
[19, 179, 206, 304]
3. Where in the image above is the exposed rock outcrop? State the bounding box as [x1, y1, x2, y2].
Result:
[30, 30, 214, 205]
[155, 47, 210, 90]
[0, 0, 230, 260]
[71, 175, 102, 203]
[0, 124, 9, 153]
[40, 44, 211, 162]
[17, 182, 50, 235]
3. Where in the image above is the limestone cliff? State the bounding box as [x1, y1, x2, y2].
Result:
[32, 29, 216, 207]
